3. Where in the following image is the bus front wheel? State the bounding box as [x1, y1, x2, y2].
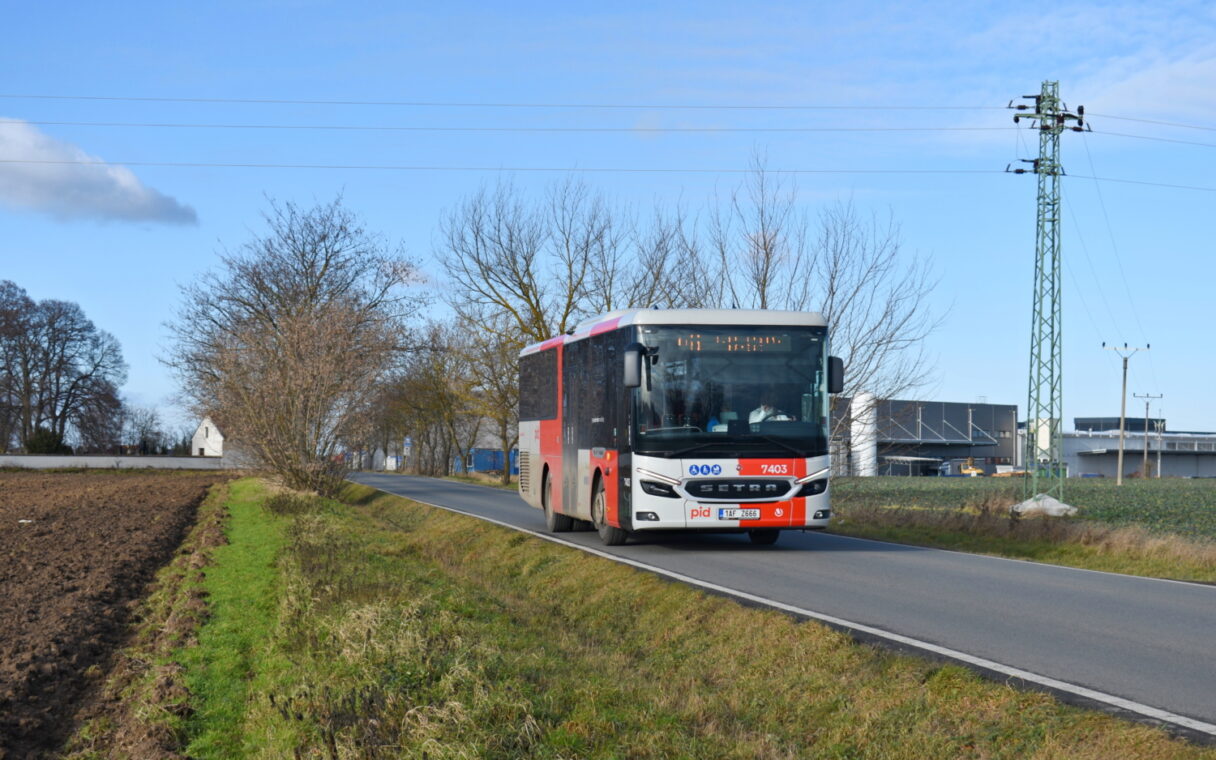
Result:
[543, 471, 574, 532]
[591, 480, 628, 546]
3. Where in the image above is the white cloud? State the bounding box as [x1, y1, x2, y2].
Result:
[0, 119, 196, 224]
[1077, 50, 1216, 124]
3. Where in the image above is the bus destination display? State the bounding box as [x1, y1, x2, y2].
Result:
[674, 333, 792, 353]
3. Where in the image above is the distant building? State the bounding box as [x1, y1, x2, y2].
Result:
[454, 448, 520, 475]
[1062, 418, 1216, 478]
[452, 427, 519, 475]
[191, 416, 224, 457]
[1074, 417, 1165, 434]
[834, 397, 1019, 476]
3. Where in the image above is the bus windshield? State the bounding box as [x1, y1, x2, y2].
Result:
[633, 324, 830, 458]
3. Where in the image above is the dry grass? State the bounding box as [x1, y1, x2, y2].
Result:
[832, 498, 1216, 582]
[313, 484, 1214, 759]
[443, 471, 517, 489]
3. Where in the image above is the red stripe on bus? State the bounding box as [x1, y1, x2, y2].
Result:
[590, 316, 622, 336]
[792, 496, 806, 524]
[736, 459, 799, 477]
[589, 448, 620, 526]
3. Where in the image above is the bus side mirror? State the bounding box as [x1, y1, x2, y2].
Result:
[624, 343, 646, 388]
[828, 356, 844, 394]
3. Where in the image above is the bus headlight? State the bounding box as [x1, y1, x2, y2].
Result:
[813, 509, 830, 520]
[640, 480, 679, 498]
[797, 479, 828, 497]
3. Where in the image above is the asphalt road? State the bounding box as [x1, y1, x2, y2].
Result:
[352, 472, 1216, 738]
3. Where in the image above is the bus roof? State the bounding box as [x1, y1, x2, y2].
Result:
[519, 307, 827, 356]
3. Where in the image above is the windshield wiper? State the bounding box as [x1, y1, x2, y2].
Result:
[667, 441, 738, 458]
[742, 434, 807, 457]
[665, 435, 807, 459]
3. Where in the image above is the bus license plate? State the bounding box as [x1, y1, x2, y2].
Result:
[718, 508, 760, 520]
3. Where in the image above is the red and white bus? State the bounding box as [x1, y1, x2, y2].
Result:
[518, 308, 843, 546]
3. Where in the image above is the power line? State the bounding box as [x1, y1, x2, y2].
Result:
[1098, 130, 1216, 149]
[2, 93, 1209, 133]
[2, 157, 1212, 191]
[1063, 194, 1124, 344]
[0, 158, 1004, 174]
[0, 119, 1018, 134]
[7, 118, 1216, 149]
[1079, 132, 1163, 396]
[1086, 112, 1216, 133]
[0, 93, 1008, 111]
[1065, 174, 1216, 193]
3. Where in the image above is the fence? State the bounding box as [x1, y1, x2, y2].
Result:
[0, 455, 240, 470]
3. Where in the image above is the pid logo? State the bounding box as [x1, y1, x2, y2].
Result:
[689, 506, 712, 519]
[687, 464, 723, 476]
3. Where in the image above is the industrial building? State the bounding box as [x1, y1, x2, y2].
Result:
[833, 396, 1019, 476]
[1057, 421, 1216, 479]
[834, 397, 1216, 478]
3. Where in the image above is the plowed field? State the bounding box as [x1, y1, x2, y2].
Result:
[0, 470, 226, 759]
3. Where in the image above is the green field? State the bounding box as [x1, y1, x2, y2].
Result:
[831, 477, 1216, 539]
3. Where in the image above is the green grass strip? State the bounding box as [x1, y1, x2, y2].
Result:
[180, 478, 288, 757]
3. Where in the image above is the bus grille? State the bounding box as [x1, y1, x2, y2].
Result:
[684, 478, 792, 501]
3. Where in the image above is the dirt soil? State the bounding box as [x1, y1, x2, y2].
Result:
[0, 470, 226, 759]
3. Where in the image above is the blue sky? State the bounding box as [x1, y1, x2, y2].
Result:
[2, 0, 1213, 431]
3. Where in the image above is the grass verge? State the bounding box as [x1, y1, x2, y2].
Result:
[69, 478, 1216, 758]
[178, 479, 291, 757]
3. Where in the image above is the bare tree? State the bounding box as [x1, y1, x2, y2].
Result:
[72, 381, 122, 453]
[433, 163, 936, 468]
[709, 158, 940, 416]
[166, 198, 423, 494]
[0, 281, 31, 452]
[710, 154, 809, 310]
[384, 323, 483, 476]
[586, 205, 715, 312]
[0, 281, 128, 451]
[810, 201, 939, 404]
[439, 179, 716, 347]
[439, 180, 559, 343]
[459, 311, 522, 484]
[123, 403, 165, 454]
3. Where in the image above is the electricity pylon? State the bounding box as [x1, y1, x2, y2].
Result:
[1007, 81, 1086, 501]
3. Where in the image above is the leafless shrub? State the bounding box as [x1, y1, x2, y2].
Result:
[166, 197, 424, 495]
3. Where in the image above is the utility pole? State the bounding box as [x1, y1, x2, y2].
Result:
[1155, 417, 1165, 478]
[1103, 343, 1149, 485]
[1008, 81, 1086, 501]
[1134, 392, 1162, 478]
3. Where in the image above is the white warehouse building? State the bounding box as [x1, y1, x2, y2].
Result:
[1060, 417, 1216, 479]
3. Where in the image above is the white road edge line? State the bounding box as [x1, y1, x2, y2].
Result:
[362, 479, 1216, 737]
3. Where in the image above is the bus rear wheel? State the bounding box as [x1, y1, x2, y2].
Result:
[591, 480, 628, 546]
[543, 471, 574, 532]
[748, 529, 780, 545]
